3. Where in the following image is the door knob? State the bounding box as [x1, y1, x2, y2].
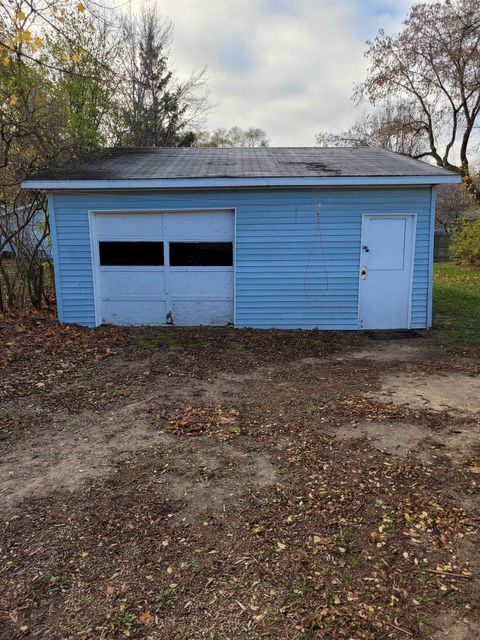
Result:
[361, 266, 367, 280]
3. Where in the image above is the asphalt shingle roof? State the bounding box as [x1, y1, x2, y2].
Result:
[28, 147, 455, 181]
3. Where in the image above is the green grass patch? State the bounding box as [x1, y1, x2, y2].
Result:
[432, 262, 480, 349]
[44, 570, 70, 595]
[131, 331, 182, 351]
[158, 585, 182, 607]
[226, 340, 247, 352]
[180, 558, 201, 572]
[287, 578, 316, 606]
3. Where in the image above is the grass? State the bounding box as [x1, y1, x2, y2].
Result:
[44, 570, 70, 595]
[227, 340, 247, 352]
[432, 262, 480, 349]
[131, 331, 182, 351]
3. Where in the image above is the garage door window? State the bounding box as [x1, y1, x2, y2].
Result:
[169, 242, 233, 267]
[99, 241, 164, 266]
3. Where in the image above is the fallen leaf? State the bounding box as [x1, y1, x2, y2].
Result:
[138, 611, 153, 626]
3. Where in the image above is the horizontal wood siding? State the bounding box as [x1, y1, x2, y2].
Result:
[51, 186, 433, 329]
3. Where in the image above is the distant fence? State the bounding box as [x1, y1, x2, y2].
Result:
[434, 230, 450, 262]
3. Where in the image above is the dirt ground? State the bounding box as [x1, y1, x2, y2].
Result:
[1, 321, 479, 639]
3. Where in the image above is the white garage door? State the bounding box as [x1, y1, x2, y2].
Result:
[91, 210, 234, 326]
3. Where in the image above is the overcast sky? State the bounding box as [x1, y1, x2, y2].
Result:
[130, 0, 419, 146]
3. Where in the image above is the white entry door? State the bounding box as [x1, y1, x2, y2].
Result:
[358, 215, 415, 330]
[92, 210, 234, 326]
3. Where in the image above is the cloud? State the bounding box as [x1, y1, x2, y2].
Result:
[130, 0, 417, 145]
[262, 0, 301, 17]
[214, 34, 256, 73]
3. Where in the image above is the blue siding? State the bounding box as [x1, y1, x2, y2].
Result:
[51, 186, 434, 329]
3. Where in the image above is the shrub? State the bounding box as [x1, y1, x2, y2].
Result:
[450, 218, 480, 266]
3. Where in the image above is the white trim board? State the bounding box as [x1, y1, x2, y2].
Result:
[23, 174, 461, 191]
[47, 193, 64, 322]
[427, 187, 437, 328]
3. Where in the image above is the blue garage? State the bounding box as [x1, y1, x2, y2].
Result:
[22, 147, 460, 330]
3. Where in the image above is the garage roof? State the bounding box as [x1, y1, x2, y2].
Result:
[22, 147, 461, 189]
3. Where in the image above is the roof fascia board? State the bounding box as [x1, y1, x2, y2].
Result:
[22, 175, 461, 190]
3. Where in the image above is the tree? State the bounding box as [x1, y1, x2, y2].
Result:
[196, 126, 269, 148]
[0, 1, 109, 75]
[0, 41, 64, 310]
[316, 102, 427, 157]
[118, 6, 208, 147]
[436, 183, 476, 232]
[0, 2, 119, 311]
[450, 217, 480, 265]
[354, 0, 480, 204]
[46, 7, 120, 153]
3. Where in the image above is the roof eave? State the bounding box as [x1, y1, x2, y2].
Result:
[21, 174, 461, 190]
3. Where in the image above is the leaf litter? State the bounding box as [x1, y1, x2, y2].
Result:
[0, 317, 479, 639]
